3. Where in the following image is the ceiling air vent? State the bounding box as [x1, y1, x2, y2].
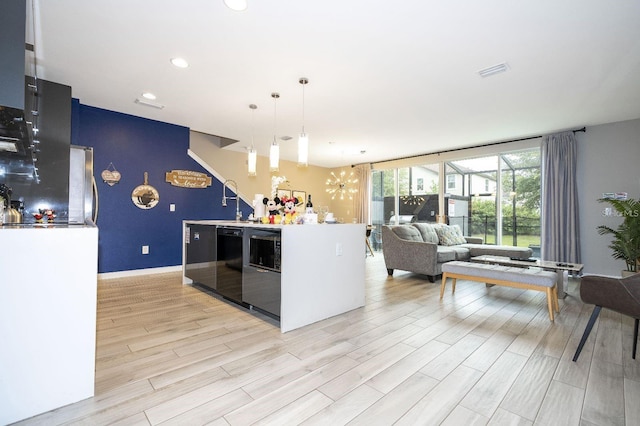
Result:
[134, 98, 165, 109]
[478, 62, 509, 78]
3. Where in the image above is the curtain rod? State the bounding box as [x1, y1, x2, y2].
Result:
[352, 126, 586, 167]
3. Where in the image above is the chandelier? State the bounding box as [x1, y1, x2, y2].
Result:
[326, 170, 358, 200]
[400, 195, 425, 205]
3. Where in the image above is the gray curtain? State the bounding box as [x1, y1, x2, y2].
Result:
[541, 131, 581, 263]
[354, 163, 371, 224]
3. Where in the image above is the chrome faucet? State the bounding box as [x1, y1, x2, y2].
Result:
[222, 179, 242, 221]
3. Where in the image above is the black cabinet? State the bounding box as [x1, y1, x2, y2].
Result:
[0, 0, 26, 110]
[1, 78, 72, 220]
[243, 265, 281, 318]
[185, 224, 216, 288]
[186, 223, 281, 318]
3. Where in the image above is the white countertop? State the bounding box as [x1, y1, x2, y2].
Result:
[184, 219, 358, 229]
[0, 223, 97, 230]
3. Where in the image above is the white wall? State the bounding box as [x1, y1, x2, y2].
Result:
[578, 118, 640, 276]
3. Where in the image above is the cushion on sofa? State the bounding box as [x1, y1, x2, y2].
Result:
[435, 224, 467, 246]
[461, 243, 533, 259]
[390, 225, 423, 242]
[447, 245, 471, 260]
[411, 223, 439, 244]
[436, 247, 460, 263]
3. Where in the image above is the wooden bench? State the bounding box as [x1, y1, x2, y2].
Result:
[440, 261, 560, 321]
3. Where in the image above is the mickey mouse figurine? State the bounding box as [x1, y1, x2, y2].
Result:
[263, 196, 281, 223]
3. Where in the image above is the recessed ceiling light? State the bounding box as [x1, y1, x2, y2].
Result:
[478, 62, 509, 78]
[142, 92, 156, 100]
[170, 57, 189, 68]
[224, 0, 248, 11]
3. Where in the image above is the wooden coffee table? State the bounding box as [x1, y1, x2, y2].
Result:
[470, 255, 584, 298]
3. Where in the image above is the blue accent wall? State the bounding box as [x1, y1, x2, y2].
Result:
[71, 101, 249, 273]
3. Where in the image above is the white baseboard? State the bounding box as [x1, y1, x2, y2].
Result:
[98, 265, 182, 280]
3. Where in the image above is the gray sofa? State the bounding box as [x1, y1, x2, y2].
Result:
[381, 223, 533, 282]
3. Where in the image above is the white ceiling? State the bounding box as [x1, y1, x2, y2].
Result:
[30, 0, 640, 168]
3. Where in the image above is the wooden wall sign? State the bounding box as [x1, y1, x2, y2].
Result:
[101, 162, 121, 186]
[165, 170, 212, 188]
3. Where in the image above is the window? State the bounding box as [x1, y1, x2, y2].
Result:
[370, 148, 540, 251]
[447, 175, 456, 190]
[500, 150, 541, 251]
[370, 164, 439, 250]
[448, 155, 498, 239]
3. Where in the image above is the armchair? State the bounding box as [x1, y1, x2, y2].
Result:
[572, 273, 640, 361]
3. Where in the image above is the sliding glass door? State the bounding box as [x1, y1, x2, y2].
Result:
[446, 156, 498, 241]
[500, 150, 541, 254]
[371, 148, 540, 253]
[370, 164, 439, 251]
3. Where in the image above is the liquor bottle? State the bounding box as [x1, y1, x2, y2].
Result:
[306, 194, 313, 213]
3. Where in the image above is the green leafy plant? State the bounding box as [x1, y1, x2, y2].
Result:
[597, 197, 640, 272]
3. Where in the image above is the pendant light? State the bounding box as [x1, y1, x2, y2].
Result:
[269, 92, 280, 172]
[247, 104, 257, 176]
[298, 77, 309, 167]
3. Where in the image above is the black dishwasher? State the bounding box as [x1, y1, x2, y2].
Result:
[216, 226, 245, 305]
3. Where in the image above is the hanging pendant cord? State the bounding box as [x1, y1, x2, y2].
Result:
[249, 104, 256, 149]
[271, 93, 279, 142]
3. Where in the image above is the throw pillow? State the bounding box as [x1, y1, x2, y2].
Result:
[435, 224, 467, 246]
[412, 223, 439, 244]
[391, 225, 423, 242]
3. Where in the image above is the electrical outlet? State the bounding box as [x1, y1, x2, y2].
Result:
[335, 243, 343, 256]
[170, 203, 176, 212]
[142, 245, 149, 255]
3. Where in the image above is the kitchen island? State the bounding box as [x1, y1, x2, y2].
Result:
[0, 223, 98, 425]
[183, 220, 366, 332]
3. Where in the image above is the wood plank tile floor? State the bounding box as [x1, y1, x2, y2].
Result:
[15, 255, 640, 425]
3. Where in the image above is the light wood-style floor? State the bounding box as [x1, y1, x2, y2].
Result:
[16, 255, 640, 425]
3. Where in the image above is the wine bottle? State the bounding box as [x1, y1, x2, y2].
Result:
[306, 194, 313, 213]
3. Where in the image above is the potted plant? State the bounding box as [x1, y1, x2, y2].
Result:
[597, 197, 640, 276]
